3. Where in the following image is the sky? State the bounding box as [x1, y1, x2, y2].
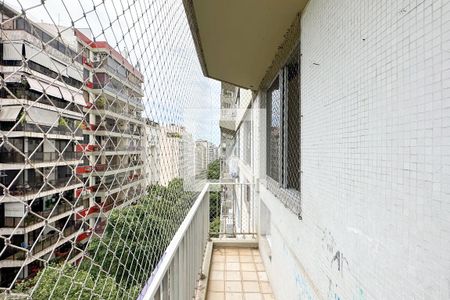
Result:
[3, 0, 221, 145]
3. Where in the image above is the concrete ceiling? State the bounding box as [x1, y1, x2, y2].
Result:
[186, 0, 308, 90]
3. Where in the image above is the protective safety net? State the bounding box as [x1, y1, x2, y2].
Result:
[0, 0, 217, 298]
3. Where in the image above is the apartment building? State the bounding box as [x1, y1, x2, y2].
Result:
[73, 29, 146, 235]
[158, 124, 188, 186]
[208, 143, 218, 164]
[144, 119, 160, 186]
[0, 5, 85, 285]
[195, 139, 218, 178]
[185, 1, 450, 299]
[0, 2, 149, 285]
[195, 140, 208, 177]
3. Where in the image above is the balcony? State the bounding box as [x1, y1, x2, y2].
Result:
[82, 55, 93, 68]
[75, 165, 93, 174]
[0, 151, 82, 166]
[75, 144, 99, 152]
[138, 182, 273, 300]
[6, 178, 81, 198]
[83, 122, 142, 138]
[90, 83, 143, 108]
[219, 108, 237, 132]
[85, 81, 94, 89]
[84, 102, 143, 123]
[98, 145, 143, 154]
[0, 224, 80, 268]
[74, 185, 97, 198]
[91, 68, 143, 96]
[74, 205, 100, 220]
[1, 88, 82, 113]
[3, 200, 83, 230]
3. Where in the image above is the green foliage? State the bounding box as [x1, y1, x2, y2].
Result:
[207, 159, 220, 180]
[209, 191, 220, 220]
[19, 111, 26, 125]
[14, 178, 195, 299]
[15, 264, 122, 300]
[58, 117, 68, 127]
[86, 178, 194, 288]
[166, 132, 182, 138]
[209, 217, 220, 238]
[95, 96, 107, 109]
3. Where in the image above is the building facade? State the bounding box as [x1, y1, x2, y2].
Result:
[195, 140, 208, 177]
[144, 119, 160, 186]
[0, 3, 147, 285]
[186, 0, 450, 299]
[73, 29, 146, 239]
[0, 5, 85, 284]
[158, 124, 187, 186]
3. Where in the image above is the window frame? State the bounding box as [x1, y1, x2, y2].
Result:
[266, 74, 281, 182]
[265, 42, 301, 193]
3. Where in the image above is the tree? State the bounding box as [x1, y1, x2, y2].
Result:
[85, 178, 195, 289]
[207, 160, 221, 236]
[14, 178, 195, 298]
[15, 264, 123, 300]
[207, 159, 220, 180]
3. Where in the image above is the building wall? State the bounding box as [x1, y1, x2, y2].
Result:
[256, 0, 450, 299]
[144, 122, 160, 186]
[158, 124, 184, 186]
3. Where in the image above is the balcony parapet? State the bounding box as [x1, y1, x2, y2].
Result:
[0, 224, 80, 268]
[0, 151, 82, 165]
[75, 144, 99, 152]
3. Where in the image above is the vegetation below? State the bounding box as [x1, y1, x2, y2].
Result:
[15, 178, 195, 299]
[207, 159, 221, 237]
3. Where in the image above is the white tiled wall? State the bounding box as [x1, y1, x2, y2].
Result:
[257, 0, 450, 299]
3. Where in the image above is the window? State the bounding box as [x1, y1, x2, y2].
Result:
[266, 77, 281, 181]
[223, 90, 233, 98]
[266, 44, 300, 191]
[283, 45, 300, 190]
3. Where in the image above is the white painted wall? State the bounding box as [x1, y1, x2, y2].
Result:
[253, 0, 450, 299]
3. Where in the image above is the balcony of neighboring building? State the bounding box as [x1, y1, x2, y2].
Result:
[219, 108, 237, 133]
[0, 150, 82, 170]
[92, 57, 144, 96]
[89, 73, 144, 107]
[219, 85, 239, 132]
[0, 137, 82, 168]
[82, 117, 142, 138]
[0, 106, 84, 140]
[0, 80, 84, 116]
[0, 167, 83, 202]
[0, 193, 84, 235]
[83, 97, 144, 125]
[75, 158, 144, 178]
[89, 173, 144, 197]
[95, 145, 143, 156]
[0, 14, 82, 66]
[75, 141, 143, 156]
[0, 220, 82, 269]
[75, 186, 143, 221]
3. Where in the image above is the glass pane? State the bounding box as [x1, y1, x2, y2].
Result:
[267, 77, 280, 181]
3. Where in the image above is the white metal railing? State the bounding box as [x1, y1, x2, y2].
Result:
[138, 181, 256, 300]
[138, 183, 210, 300]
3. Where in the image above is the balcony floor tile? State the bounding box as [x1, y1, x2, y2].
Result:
[206, 247, 274, 300]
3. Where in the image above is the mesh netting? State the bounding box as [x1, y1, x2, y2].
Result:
[0, 0, 217, 298]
